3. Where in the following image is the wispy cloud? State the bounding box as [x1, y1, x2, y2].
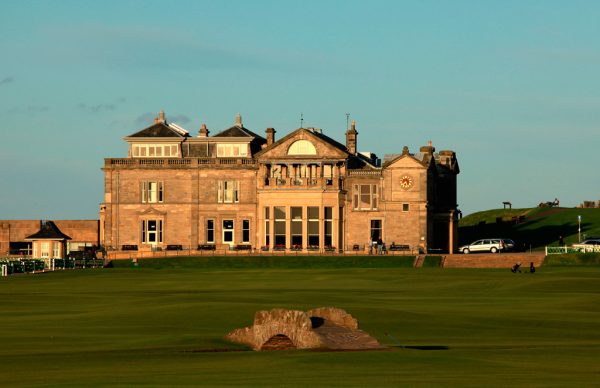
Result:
[39, 24, 342, 74]
[0, 76, 14, 86]
[7, 105, 50, 114]
[135, 112, 191, 126]
[77, 102, 116, 113]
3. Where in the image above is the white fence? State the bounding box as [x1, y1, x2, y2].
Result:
[545, 246, 600, 255]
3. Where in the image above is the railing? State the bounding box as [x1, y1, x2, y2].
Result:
[545, 246, 581, 255]
[348, 170, 381, 176]
[106, 158, 257, 167]
[264, 177, 341, 189]
[546, 246, 600, 255]
[139, 159, 164, 165]
[168, 159, 191, 165]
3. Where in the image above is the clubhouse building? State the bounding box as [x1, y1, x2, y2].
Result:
[100, 112, 460, 254]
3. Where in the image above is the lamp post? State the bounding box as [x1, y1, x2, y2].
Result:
[578, 215, 582, 242]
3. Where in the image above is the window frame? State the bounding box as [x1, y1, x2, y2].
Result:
[142, 181, 164, 203]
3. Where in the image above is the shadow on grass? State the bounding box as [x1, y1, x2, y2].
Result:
[391, 345, 449, 350]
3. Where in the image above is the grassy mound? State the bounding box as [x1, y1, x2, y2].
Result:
[545, 253, 600, 266]
[459, 207, 600, 249]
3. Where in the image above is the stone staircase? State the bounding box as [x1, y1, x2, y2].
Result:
[442, 252, 546, 269]
[413, 255, 425, 268]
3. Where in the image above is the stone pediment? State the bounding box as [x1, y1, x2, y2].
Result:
[256, 128, 349, 161]
[384, 153, 427, 170]
[137, 207, 167, 216]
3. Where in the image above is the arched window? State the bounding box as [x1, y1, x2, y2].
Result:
[287, 140, 317, 155]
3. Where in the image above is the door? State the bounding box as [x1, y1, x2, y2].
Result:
[147, 220, 158, 246]
[223, 220, 234, 246]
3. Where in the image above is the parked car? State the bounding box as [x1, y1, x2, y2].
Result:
[458, 239, 507, 254]
[500, 238, 516, 252]
[571, 239, 600, 253]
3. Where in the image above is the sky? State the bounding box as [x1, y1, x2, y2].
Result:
[1, 0, 599, 219]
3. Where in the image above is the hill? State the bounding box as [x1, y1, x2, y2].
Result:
[459, 207, 600, 250]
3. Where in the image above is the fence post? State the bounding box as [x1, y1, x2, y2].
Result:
[545, 246, 548, 256]
[1, 264, 6, 277]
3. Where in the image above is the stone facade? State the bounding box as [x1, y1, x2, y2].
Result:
[101, 113, 459, 253]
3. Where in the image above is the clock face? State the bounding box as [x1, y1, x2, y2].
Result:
[399, 175, 414, 189]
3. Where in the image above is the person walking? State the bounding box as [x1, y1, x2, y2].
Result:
[376, 237, 383, 255]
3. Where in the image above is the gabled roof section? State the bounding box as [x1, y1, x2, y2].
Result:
[128, 122, 187, 138]
[126, 111, 190, 138]
[382, 146, 427, 169]
[212, 113, 266, 140]
[255, 127, 349, 159]
[24, 221, 71, 241]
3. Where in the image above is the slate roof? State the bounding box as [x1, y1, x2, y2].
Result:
[25, 221, 71, 241]
[127, 122, 188, 138]
[213, 125, 266, 140]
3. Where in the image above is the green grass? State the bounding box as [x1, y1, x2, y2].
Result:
[113, 255, 417, 269]
[459, 207, 600, 249]
[1, 265, 599, 386]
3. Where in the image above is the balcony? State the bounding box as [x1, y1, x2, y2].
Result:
[259, 177, 343, 189]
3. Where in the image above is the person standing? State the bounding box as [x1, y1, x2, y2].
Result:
[377, 237, 383, 255]
[558, 235, 564, 246]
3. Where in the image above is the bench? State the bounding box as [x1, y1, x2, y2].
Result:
[389, 244, 410, 251]
[233, 244, 252, 251]
[166, 244, 183, 251]
[197, 244, 216, 251]
[121, 245, 138, 251]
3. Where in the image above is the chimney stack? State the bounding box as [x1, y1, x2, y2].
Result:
[345, 120, 358, 155]
[420, 140, 435, 154]
[158, 110, 166, 123]
[198, 123, 209, 137]
[266, 127, 276, 146]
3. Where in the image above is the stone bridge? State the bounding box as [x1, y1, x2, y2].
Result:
[225, 307, 383, 351]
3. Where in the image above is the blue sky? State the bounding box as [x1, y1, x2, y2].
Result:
[1, 0, 598, 219]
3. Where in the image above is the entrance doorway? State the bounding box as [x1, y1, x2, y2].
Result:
[222, 220, 234, 246]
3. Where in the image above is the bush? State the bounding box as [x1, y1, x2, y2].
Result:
[544, 253, 600, 266]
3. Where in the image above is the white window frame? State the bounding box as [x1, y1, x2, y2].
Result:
[132, 144, 179, 158]
[40, 242, 50, 258]
[218, 180, 239, 203]
[242, 219, 250, 244]
[141, 219, 163, 245]
[216, 144, 248, 158]
[52, 242, 60, 258]
[353, 184, 378, 211]
[206, 219, 215, 243]
[142, 181, 164, 203]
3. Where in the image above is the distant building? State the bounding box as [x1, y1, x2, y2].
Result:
[0, 220, 99, 257]
[100, 112, 460, 253]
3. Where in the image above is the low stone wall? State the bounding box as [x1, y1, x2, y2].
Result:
[442, 252, 546, 268]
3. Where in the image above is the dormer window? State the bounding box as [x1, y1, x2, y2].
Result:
[217, 143, 248, 157]
[132, 144, 179, 158]
[287, 140, 316, 155]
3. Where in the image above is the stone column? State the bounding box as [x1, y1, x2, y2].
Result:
[302, 206, 308, 249]
[448, 210, 454, 254]
[285, 206, 291, 249]
[269, 206, 274, 249]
